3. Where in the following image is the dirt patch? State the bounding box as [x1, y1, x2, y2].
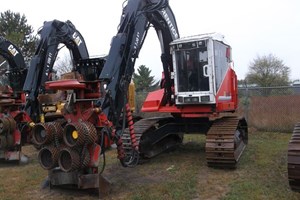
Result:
[6, 145, 175, 200]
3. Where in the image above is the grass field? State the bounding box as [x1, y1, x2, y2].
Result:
[0, 131, 300, 200]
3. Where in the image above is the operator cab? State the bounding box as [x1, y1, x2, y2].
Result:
[171, 33, 232, 105]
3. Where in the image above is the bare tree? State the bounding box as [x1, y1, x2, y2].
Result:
[0, 60, 8, 85]
[53, 47, 74, 79]
[246, 54, 290, 87]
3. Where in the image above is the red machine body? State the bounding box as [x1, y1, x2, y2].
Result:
[142, 33, 238, 117]
[142, 67, 237, 115]
[118, 33, 248, 169]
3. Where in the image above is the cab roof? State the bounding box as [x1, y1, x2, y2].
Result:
[170, 32, 229, 46]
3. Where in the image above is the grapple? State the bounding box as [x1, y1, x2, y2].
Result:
[35, 58, 122, 191]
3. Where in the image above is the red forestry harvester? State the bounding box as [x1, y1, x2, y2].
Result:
[32, 0, 248, 191]
[0, 36, 32, 161]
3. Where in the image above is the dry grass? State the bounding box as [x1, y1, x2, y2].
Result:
[0, 132, 300, 200]
[239, 95, 300, 132]
[0, 146, 47, 200]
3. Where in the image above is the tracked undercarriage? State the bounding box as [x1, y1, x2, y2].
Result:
[288, 123, 300, 191]
[205, 116, 248, 168]
[122, 115, 248, 168]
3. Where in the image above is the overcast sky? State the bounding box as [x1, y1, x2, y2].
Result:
[1, 0, 300, 81]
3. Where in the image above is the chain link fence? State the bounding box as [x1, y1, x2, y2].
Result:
[134, 86, 300, 132]
[238, 85, 300, 132]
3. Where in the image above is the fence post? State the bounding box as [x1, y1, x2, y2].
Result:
[244, 83, 250, 124]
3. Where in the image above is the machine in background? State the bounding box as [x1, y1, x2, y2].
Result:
[0, 36, 32, 161]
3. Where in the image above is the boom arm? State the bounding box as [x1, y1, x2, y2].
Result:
[0, 36, 27, 91]
[99, 0, 179, 131]
[23, 19, 89, 121]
